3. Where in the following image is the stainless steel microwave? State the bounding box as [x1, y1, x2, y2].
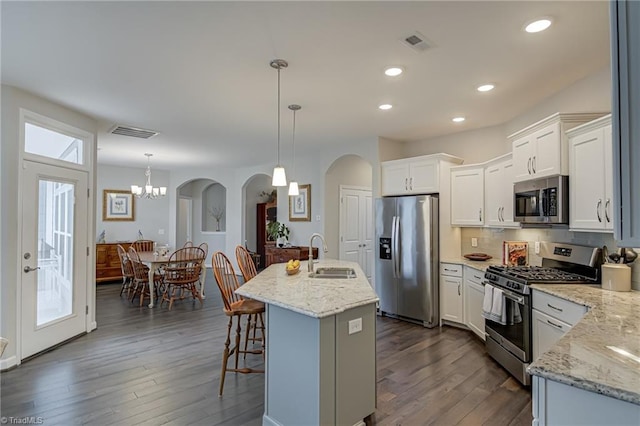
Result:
[514, 175, 569, 224]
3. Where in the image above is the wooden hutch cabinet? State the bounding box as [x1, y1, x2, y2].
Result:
[96, 242, 132, 283]
[264, 246, 319, 268]
[256, 201, 277, 268]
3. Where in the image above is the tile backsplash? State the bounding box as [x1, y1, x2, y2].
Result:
[460, 227, 640, 291]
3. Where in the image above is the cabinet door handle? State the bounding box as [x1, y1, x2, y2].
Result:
[457, 283, 461, 296]
[474, 275, 482, 280]
[527, 157, 532, 175]
[479, 208, 482, 222]
[596, 199, 602, 222]
[532, 156, 536, 173]
[405, 177, 408, 191]
[605, 199, 611, 223]
[410, 177, 413, 190]
[547, 303, 563, 312]
[546, 319, 563, 329]
[444, 268, 456, 272]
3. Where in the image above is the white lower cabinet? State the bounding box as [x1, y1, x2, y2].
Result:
[532, 375, 640, 426]
[463, 266, 485, 340]
[531, 290, 587, 361]
[440, 263, 463, 323]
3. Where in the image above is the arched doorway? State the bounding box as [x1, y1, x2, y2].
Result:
[176, 178, 226, 259]
[242, 174, 273, 267]
[324, 154, 373, 285]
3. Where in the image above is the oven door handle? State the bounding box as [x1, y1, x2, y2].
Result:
[484, 281, 525, 305]
[503, 291, 525, 305]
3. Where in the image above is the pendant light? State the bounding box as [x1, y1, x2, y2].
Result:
[271, 59, 288, 187]
[288, 104, 301, 196]
[131, 153, 167, 199]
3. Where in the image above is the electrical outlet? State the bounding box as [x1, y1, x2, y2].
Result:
[348, 318, 362, 335]
[158, 229, 165, 235]
[471, 238, 478, 248]
[316, 215, 321, 221]
[535, 241, 540, 254]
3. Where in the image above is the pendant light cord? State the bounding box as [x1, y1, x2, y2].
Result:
[277, 66, 281, 166]
[292, 108, 296, 177]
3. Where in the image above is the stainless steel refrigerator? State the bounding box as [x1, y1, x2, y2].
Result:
[375, 195, 439, 328]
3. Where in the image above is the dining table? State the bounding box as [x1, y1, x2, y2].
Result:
[137, 251, 207, 308]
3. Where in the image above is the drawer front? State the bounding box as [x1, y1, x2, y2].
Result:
[440, 263, 463, 277]
[464, 266, 485, 284]
[532, 290, 587, 326]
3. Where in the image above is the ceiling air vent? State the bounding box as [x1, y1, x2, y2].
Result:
[109, 125, 159, 139]
[401, 31, 431, 52]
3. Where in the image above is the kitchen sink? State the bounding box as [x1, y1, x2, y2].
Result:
[309, 267, 357, 279]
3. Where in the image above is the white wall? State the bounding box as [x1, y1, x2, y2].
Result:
[1, 85, 98, 367]
[97, 164, 170, 244]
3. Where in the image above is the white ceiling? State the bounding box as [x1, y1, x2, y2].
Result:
[1, 1, 610, 170]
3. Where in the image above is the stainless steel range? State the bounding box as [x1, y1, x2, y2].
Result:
[483, 242, 602, 386]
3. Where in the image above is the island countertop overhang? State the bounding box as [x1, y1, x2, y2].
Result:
[235, 259, 378, 318]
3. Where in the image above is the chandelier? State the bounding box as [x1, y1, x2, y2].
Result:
[131, 153, 167, 199]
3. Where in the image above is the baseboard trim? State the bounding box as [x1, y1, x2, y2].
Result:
[263, 414, 283, 426]
[0, 355, 18, 371]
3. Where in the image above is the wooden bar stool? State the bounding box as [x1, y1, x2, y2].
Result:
[212, 251, 265, 397]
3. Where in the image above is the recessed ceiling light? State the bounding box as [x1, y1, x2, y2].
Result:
[452, 117, 465, 123]
[477, 84, 495, 92]
[379, 104, 393, 110]
[384, 67, 403, 77]
[525, 18, 552, 33]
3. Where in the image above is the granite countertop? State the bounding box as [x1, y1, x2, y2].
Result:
[440, 257, 503, 271]
[528, 284, 640, 405]
[235, 259, 378, 319]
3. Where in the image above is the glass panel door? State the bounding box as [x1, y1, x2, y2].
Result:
[37, 179, 74, 326]
[21, 161, 88, 359]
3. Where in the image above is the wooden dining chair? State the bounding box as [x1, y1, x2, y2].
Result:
[132, 239, 155, 252]
[127, 246, 163, 307]
[117, 244, 135, 297]
[235, 245, 264, 358]
[212, 251, 265, 397]
[183, 241, 194, 248]
[160, 247, 205, 310]
[235, 245, 257, 283]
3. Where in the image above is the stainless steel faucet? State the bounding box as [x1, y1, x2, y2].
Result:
[308, 233, 328, 272]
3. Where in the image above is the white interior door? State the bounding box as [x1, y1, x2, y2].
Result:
[21, 161, 89, 359]
[339, 187, 373, 286]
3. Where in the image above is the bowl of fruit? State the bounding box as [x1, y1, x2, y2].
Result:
[285, 259, 301, 275]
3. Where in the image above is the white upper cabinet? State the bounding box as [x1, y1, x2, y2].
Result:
[568, 115, 613, 232]
[509, 113, 607, 183]
[611, 1, 640, 246]
[484, 153, 518, 228]
[381, 154, 462, 196]
[450, 165, 484, 226]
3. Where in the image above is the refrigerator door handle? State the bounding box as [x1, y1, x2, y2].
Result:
[391, 215, 397, 278]
[394, 215, 401, 277]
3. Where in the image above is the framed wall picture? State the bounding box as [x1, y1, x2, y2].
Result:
[103, 189, 135, 221]
[289, 184, 311, 222]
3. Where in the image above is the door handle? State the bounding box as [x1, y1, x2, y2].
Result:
[24, 266, 40, 273]
[605, 199, 610, 223]
[596, 199, 602, 222]
[478, 208, 482, 222]
[405, 178, 408, 191]
[532, 156, 536, 173]
[457, 283, 461, 296]
[409, 177, 413, 190]
[527, 157, 532, 175]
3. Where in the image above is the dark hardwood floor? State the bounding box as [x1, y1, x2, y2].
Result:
[1, 274, 531, 425]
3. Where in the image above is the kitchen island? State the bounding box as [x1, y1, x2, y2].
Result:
[527, 284, 640, 425]
[236, 259, 378, 426]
